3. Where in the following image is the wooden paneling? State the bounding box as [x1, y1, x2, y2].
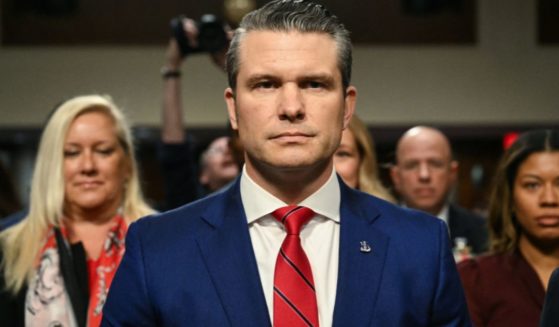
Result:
[2, 0, 476, 45]
[538, 0, 559, 44]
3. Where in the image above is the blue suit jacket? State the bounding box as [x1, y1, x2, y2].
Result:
[102, 178, 471, 326]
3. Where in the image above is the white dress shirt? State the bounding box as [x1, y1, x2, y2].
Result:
[435, 204, 450, 225]
[240, 166, 340, 326]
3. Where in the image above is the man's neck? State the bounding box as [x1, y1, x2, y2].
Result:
[245, 159, 333, 204]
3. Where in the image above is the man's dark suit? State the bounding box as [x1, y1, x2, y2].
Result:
[102, 178, 471, 326]
[448, 204, 488, 254]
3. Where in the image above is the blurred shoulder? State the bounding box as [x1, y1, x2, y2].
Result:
[130, 186, 233, 237]
[457, 252, 511, 284]
[450, 204, 486, 222]
[143, 188, 222, 220]
[458, 252, 509, 269]
[347, 187, 443, 230]
[0, 210, 28, 232]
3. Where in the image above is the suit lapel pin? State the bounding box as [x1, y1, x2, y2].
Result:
[360, 241, 372, 253]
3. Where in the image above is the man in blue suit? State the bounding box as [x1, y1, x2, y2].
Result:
[102, 0, 471, 325]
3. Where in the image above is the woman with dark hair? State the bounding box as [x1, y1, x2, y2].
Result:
[458, 129, 559, 327]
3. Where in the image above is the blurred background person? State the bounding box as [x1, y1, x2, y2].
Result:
[334, 115, 394, 202]
[0, 95, 154, 326]
[458, 129, 559, 327]
[158, 18, 240, 210]
[390, 126, 488, 256]
[197, 136, 240, 192]
[0, 160, 23, 220]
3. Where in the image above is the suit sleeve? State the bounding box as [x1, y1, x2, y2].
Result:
[101, 221, 158, 326]
[431, 219, 473, 326]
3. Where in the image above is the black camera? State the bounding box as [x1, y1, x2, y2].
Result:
[170, 14, 228, 57]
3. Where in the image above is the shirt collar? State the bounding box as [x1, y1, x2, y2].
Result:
[436, 204, 450, 224]
[240, 165, 341, 224]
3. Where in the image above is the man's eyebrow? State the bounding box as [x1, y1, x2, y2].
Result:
[245, 74, 278, 85]
[299, 73, 335, 82]
[244, 73, 337, 87]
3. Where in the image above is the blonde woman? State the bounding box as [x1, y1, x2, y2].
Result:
[0, 95, 154, 326]
[334, 115, 395, 202]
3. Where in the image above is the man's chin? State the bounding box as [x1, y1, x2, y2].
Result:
[247, 150, 332, 175]
[260, 154, 319, 169]
[274, 162, 317, 171]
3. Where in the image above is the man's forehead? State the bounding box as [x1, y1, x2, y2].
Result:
[237, 30, 340, 79]
[399, 130, 451, 153]
[397, 141, 451, 163]
[238, 30, 336, 56]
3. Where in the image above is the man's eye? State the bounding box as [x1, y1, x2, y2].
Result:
[304, 81, 325, 89]
[403, 162, 418, 170]
[428, 161, 446, 169]
[255, 81, 275, 89]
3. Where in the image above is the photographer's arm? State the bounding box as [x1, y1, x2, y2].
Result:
[161, 38, 185, 143]
[159, 34, 198, 210]
[158, 18, 230, 209]
[161, 17, 227, 142]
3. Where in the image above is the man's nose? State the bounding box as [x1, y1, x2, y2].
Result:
[278, 84, 305, 122]
[418, 163, 431, 181]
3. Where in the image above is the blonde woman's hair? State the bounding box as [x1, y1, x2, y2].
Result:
[0, 94, 154, 293]
[348, 115, 395, 202]
[488, 129, 559, 253]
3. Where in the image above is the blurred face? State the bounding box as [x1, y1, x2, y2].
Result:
[513, 151, 559, 244]
[391, 128, 457, 215]
[199, 136, 240, 191]
[63, 111, 130, 216]
[225, 31, 355, 183]
[334, 129, 361, 188]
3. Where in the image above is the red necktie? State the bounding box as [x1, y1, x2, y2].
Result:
[272, 205, 319, 327]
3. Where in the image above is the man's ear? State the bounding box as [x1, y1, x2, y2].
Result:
[449, 160, 459, 183]
[390, 165, 401, 191]
[199, 170, 209, 186]
[342, 86, 357, 130]
[224, 87, 238, 130]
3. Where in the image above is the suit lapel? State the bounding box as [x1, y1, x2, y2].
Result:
[333, 184, 390, 326]
[195, 180, 271, 326]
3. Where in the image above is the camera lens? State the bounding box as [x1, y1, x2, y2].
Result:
[170, 14, 227, 57]
[198, 14, 227, 53]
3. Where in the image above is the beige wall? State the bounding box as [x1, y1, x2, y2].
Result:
[0, 0, 557, 128]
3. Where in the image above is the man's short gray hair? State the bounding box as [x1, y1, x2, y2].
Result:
[226, 0, 352, 91]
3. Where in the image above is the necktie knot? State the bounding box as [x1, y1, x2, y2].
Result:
[272, 205, 315, 235]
